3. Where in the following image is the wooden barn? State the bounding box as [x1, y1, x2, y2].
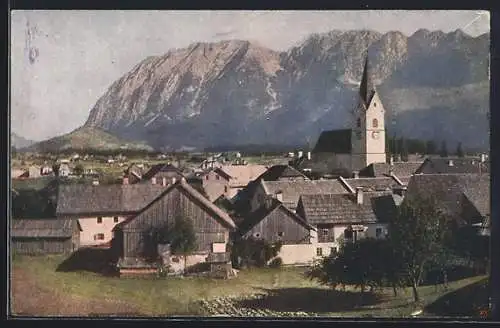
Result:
[113, 179, 236, 274]
[237, 197, 317, 266]
[11, 219, 81, 255]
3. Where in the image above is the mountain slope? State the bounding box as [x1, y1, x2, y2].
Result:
[11, 133, 36, 149]
[26, 127, 154, 153]
[84, 29, 490, 151]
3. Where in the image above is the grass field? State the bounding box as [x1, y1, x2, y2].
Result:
[10, 254, 487, 318]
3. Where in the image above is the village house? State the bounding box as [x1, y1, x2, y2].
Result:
[202, 164, 268, 202]
[296, 189, 398, 256]
[112, 179, 236, 275]
[246, 179, 349, 213]
[236, 197, 318, 266]
[123, 163, 146, 184]
[28, 165, 42, 179]
[56, 184, 168, 247]
[256, 165, 310, 182]
[11, 218, 81, 255]
[135, 163, 186, 186]
[11, 168, 27, 179]
[405, 173, 490, 230]
[414, 157, 489, 175]
[58, 163, 72, 177]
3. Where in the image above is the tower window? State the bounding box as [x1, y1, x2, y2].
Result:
[372, 118, 379, 128]
[356, 118, 361, 128]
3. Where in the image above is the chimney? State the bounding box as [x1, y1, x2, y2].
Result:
[275, 191, 283, 202]
[181, 177, 186, 182]
[92, 179, 99, 186]
[353, 171, 359, 179]
[122, 176, 129, 185]
[307, 151, 311, 160]
[393, 186, 407, 197]
[389, 156, 394, 165]
[298, 150, 303, 159]
[171, 177, 177, 184]
[162, 177, 168, 186]
[355, 187, 364, 205]
[481, 154, 486, 163]
[448, 159, 454, 167]
[151, 177, 157, 185]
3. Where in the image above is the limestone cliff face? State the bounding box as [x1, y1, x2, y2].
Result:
[84, 29, 490, 151]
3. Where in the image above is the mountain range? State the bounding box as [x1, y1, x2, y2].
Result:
[35, 29, 493, 152]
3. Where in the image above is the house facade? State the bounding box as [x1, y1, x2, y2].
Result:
[113, 180, 236, 274]
[296, 189, 398, 254]
[56, 184, 167, 247]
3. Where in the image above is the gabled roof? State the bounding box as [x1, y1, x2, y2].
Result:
[312, 129, 352, 154]
[359, 162, 422, 178]
[299, 191, 396, 225]
[257, 165, 310, 181]
[11, 218, 81, 238]
[56, 184, 168, 216]
[343, 177, 403, 192]
[142, 163, 185, 180]
[238, 197, 315, 236]
[261, 180, 349, 209]
[415, 158, 488, 175]
[215, 165, 268, 187]
[115, 180, 236, 231]
[406, 173, 490, 224]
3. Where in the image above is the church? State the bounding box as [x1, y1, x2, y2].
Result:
[308, 56, 387, 174]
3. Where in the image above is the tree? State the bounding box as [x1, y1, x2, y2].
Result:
[231, 237, 282, 269]
[426, 140, 437, 155]
[400, 138, 409, 162]
[456, 142, 465, 158]
[73, 164, 84, 176]
[439, 140, 448, 158]
[387, 195, 451, 302]
[306, 238, 392, 294]
[167, 216, 197, 274]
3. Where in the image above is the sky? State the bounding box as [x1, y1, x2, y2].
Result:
[10, 10, 490, 141]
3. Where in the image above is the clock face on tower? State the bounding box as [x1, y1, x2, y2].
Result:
[372, 131, 380, 140]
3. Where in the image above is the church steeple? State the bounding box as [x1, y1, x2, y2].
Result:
[359, 55, 376, 107]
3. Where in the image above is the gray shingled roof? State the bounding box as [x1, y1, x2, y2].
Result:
[415, 158, 488, 175]
[312, 129, 352, 154]
[406, 173, 490, 224]
[262, 180, 349, 209]
[11, 218, 79, 238]
[359, 162, 422, 178]
[56, 184, 168, 215]
[299, 192, 397, 225]
[257, 165, 310, 181]
[344, 177, 402, 192]
[116, 180, 236, 230]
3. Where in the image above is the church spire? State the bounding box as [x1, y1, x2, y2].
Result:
[359, 54, 376, 107]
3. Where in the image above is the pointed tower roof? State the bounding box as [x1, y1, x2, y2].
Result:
[359, 55, 376, 107]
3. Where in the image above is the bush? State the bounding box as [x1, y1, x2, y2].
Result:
[268, 257, 283, 268]
[157, 265, 171, 278]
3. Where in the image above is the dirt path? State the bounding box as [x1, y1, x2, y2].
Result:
[10, 267, 142, 317]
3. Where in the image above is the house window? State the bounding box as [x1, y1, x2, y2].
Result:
[224, 186, 228, 193]
[322, 229, 329, 236]
[331, 247, 337, 255]
[114, 216, 119, 223]
[316, 248, 323, 256]
[206, 175, 209, 180]
[373, 102, 376, 107]
[94, 233, 104, 240]
[376, 228, 382, 238]
[372, 118, 378, 128]
[344, 229, 353, 240]
[97, 217, 102, 224]
[254, 233, 261, 238]
[356, 118, 361, 128]
[278, 232, 284, 238]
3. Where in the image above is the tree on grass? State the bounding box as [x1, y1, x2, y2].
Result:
[387, 195, 451, 302]
[167, 216, 197, 274]
[73, 164, 84, 176]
